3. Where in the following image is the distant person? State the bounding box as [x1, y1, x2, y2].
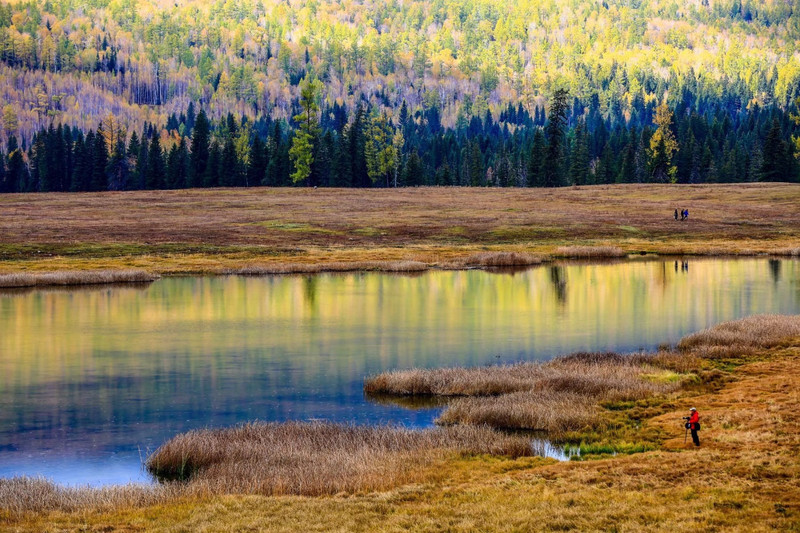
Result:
[684, 209, 689, 220]
[680, 209, 685, 221]
[684, 407, 700, 446]
[674, 208, 678, 220]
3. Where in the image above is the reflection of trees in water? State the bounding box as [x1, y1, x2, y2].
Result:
[549, 266, 567, 304]
[303, 275, 317, 308]
[769, 259, 781, 283]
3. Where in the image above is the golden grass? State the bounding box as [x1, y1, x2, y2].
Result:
[366, 351, 696, 432]
[1, 184, 799, 275]
[553, 245, 627, 258]
[224, 260, 429, 275]
[678, 314, 800, 359]
[0, 269, 159, 288]
[440, 251, 544, 269]
[144, 423, 531, 498]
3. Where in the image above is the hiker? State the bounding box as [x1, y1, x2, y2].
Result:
[684, 209, 689, 220]
[674, 208, 678, 220]
[684, 407, 700, 446]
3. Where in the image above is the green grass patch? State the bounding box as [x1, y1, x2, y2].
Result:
[0, 243, 303, 261]
[249, 221, 342, 235]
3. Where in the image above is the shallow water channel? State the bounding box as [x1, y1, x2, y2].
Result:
[1, 258, 799, 485]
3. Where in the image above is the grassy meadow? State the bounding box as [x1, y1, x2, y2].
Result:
[1, 315, 799, 531]
[0, 184, 799, 281]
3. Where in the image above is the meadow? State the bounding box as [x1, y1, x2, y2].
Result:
[0, 184, 799, 282]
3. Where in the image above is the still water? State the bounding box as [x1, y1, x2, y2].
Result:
[0, 258, 798, 485]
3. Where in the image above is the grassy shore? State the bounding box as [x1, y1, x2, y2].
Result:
[2, 315, 799, 531]
[1, 184, 799, 277]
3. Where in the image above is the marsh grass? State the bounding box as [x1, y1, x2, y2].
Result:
[365, 352, 699, 432]
[441, 251, 544, 269]
[0, 477, 173, 515]
[0, 269, 159, 288]
[225, 260, 429, 275]
[677, 314, 800, 359]
[145, 423, 532, 497]
[554, 245, 627, 258]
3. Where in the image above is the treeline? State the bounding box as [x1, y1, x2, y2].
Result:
[1, 88, 798, 193]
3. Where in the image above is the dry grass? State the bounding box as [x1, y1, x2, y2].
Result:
[145, 423, 531, 497]
[0, 269, 159, 288]
[678, 314, 800, 359]
[0, 478, 172, 516]
[440, 251, 544, 269]
[554, 245, 627, 258]
[365, 352, 697, 432]
[1, 184, 799, 275]
[225, 260, 428, 275]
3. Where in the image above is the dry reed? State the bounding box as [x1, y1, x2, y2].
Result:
[441, 252, 544, 269]
[225, 260, 429, 275]
[554, 246, 626, 258]
[146, 422, 532, 497]
[365, 352, 695, 432]
[0, 269, 159, 288]
[0, 477, 172, 515]
[677, 314, 800, 358]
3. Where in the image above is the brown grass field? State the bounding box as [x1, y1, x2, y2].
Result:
[2, 315, 799, 531]
[1, 183, 799, 276]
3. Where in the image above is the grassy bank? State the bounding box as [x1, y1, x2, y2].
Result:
[2, 315, 799, 531]
[1, 184, 799, 276]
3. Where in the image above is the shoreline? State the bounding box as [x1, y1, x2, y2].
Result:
[1, 249, 798, 289]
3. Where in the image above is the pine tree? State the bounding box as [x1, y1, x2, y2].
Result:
[189, 109, 210, 188]
[91, 127, 109, 191]
[569, 120, 590, 186]
[760, 119, 792, 181]
[247, 134, 267, 187]
[543, 88, 569, 187]
[528, 128, 545, 187]
[146, 133, 165, 189]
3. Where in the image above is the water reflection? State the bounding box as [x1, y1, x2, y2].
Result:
[0, 258, 798, 485]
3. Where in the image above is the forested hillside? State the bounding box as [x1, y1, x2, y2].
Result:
[0, 0, 799, 191]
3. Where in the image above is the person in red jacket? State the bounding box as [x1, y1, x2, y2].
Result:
[686, 407, 700, 446]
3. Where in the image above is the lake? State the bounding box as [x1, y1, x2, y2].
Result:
[0, 258, 798, 485]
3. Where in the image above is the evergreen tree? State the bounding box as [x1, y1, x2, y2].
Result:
[569, 120, 590, 186]
[91, 127, 109, 191]
[189, 108, 211, 188]
[528, 128, 545, 186]
[760, 119, 793, 181]
[107, 135, 129, 190]
[146, 133, 165, 189]
[543, 88, 569, 187]
[247, 134, 267, 187]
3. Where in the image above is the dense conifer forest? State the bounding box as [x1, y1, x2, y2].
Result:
[1, 0, 799, 190]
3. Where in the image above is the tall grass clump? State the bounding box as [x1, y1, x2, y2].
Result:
[554, 246, 626, 258]
[0, 269, 159, 288]
[226, 260, 428, 275]
[366, 352, 698, 433]
[0, 477, 170, 515]
[677, 314, 800, 359]
[146, 422, 531, 496]
[445, 252, 544, 269]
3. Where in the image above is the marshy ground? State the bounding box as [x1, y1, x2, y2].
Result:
[1, 184, 798, 279]
[1, 315, 799, 531]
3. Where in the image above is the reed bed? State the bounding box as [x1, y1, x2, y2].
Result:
[775, 247, 800, 256]
[441, 251, 544, 269]
[437, 391, 597, 432]
[677, 314, 800, 358]
[0, 269, 159, 288]
[146, 422, 532, 497]
[0, 477, 171, 515]
[365, 352, 696, 432]
[225, 260, 429, 275]
[553, 246, 627, 258]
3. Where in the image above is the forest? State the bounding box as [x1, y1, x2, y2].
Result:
[1, 0, 799, 190]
